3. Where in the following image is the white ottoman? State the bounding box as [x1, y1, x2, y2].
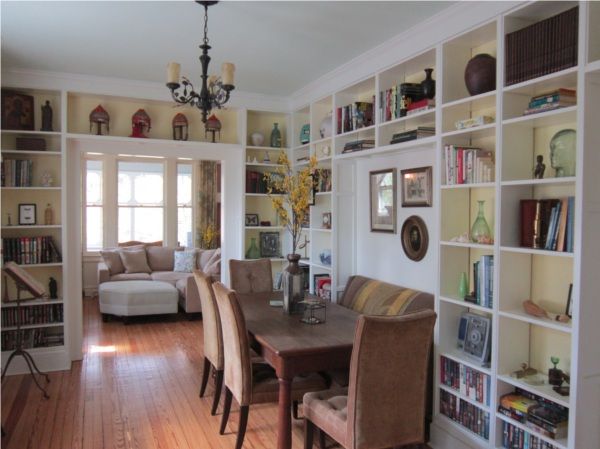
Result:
[99, 281, 178, 318]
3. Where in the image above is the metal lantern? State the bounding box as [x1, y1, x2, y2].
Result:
[205, 114, 221, 143]
[89, 105, 110, 135]
[130, 109, 151, 138]
[172, 112, 189, 141]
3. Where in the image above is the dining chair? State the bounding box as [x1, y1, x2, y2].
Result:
[212, 282, 327, 449]
[229, 259, 273, 294]
[303, 309, 437, 449]
[193, 269, 224, 416]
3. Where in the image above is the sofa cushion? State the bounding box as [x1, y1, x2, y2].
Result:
[151, 271, 193, 286]
[110, 273, 152, 281]
[120, 249, 151, 274]
[100, 250, 125, 276]
[146, 246, 179, 272]
[174, 250, 196, 273]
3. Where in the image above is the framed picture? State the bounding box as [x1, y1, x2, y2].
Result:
[245, 213, 259, 227]
[565, 283, 573, 318]
[400, 166, 432, 207]
[313, 274, 332, 301]
[322, 212, 332, 229]
[18, 203, 37, 225]
[369, 168, 396, 233]
[1, 91, 35, 131]
[308, 173, 316, 206]
[401, 215, 429, 261]
[259, 231, 280, 257]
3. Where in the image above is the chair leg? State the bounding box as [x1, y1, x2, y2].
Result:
[292, 400, 299, 419]
[318, 429, 326, 449]
[211, 369, 223, 415]
[199, 357, 211, 398]
[304, 419, 314, 449]
[235, 405, 249, 449]
[220, 388, 232, 435]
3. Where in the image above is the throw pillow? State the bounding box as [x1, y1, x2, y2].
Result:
[100, 250, 125, 275]
[119, 249, 151, 274]
[174, 250, 196, 273]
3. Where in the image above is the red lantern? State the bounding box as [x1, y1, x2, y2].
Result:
[130, 109, 151, 138]
[89, 105, 110, 135]
[172, 112, 189, 141]
[205, 114, 221, 143]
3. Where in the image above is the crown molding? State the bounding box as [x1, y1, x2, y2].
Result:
[0, 67, 289, 112]
[289, 1, 522, 110]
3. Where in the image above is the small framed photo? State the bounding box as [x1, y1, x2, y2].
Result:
[308, 173, 316, 206]
[400, 166, 432, 207]
[260, 232, 280, 258]
[565, 283, 573, 318]
[322, 212, 332, 229]
[18, 203, 37, 225]
[401, 215, 429, 261]
[370, 168, 396, 233]
[1, 91, 35, 131]
[245, 213, 259, 227]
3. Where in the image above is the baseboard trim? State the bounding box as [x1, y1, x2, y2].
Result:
[1, 346, 71, 376]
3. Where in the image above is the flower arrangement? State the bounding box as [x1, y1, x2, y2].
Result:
[264, 153, 317, 255]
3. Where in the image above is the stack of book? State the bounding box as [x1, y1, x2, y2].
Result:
[1, 236, 62, 264]
[520, 197, 574, 252]
[444, 145, 495, 185]
[390, 127, 434, 144]
[1, 159, 33, 187]
[464, 254, 493, 308]
[524, 88, 576, 115]
[336, 100, 374, 134]
[379, 83, 426, 121]
[440, 356, 491, 406]
[342, 139, 375, 154]
[501, 421, 561, 449]
[439, 389, 490, 439]
[407, 98, 435, 116]
[1, 327, 64, 351]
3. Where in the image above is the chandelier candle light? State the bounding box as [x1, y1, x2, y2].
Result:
[166, 1, 235, 123]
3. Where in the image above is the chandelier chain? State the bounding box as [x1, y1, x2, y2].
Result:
[203, 4, 209, 46]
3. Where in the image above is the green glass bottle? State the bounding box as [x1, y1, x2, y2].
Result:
[246, 238, 260, 259]
[471, 200, 491, 243]
[270, 123, 282, 148]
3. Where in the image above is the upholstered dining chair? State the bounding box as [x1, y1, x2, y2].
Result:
[212, 282, 326, 449]
[303, 309, 437, 449]
[194, 270, 224, 416]
[229, 258, 273, 294]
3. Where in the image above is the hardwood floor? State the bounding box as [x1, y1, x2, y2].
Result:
[1, 297, 432, 449]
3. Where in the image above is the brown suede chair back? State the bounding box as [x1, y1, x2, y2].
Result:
[229, 259, 273, 294]
[193, 270, 223, 370]
[213, 282, 253, 406]
[346, 310, 436, 449]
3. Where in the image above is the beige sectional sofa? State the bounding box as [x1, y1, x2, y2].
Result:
[98, 245, 221, 313]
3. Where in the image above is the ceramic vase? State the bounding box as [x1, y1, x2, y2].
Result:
[270, 123, 282, 148]
[464, 54, 496, 96]
[471, 200, 492, 243]
[245, 238, 260, 259]
[282, 254, 305, 314]
[251, 132, 264, 147]
[421, 68, 436, 99]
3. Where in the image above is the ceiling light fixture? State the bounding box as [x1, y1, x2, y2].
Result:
[166, 1, 235, 123]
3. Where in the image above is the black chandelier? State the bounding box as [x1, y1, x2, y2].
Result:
[166, 1, 235, 123]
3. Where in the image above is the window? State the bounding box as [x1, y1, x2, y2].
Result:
[85, 159, 103, 251]
[118, 161, 164, 243]
[177, 163, 193, 247]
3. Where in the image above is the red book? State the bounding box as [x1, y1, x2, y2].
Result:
[520, 199, 538, 247]
[456, 148, 464, 184]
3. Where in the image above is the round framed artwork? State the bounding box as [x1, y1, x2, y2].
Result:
[401, 215, 429, 261]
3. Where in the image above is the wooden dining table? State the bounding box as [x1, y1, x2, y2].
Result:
[237, 291, 359, 449]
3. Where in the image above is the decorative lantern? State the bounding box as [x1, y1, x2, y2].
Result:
[172, 113, 189, 141]
[205, 114, 221, 143]
[130, 109, 151, 138]
[89, 105, 110, 135]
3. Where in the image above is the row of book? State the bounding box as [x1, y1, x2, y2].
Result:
[520, 197, 574, 253]
[1, 236, 62, 265]
[390, 126, 434, 145]
[465, 254, 494, 309]
[501, 421, 560, 449]
[439, 388, 490, 439]
[336, 100, 374, 135]
[505, 6, 578, 86]
[440, 356, 491, 406]
[314, 168, 332, 193]
[1, 303, 64, 327]
[1, 159, 34, 187]
[443, 145, 495, 185]
[342, 139, 375, 154]
[1, 327, 64, 351]
[499, 388, 568, 440]
[378, 82, 434, 122]
[523, 88, 576, 116]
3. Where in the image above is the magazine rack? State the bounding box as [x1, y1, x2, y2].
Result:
[1, 262, 50, 398]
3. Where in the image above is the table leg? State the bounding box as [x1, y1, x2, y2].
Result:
[277, 376, 292, 449]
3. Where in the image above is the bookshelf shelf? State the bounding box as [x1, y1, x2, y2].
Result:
[439, 295, 493, 313]
[503, 66, 578, 96]
[441, 123, 496, 139]
[441, 182, 495, 190]
[379, 108, 435, 128]
[292, 143, 310, 152]
[1, 225, 62, 230]
[440, 348, 492, 376]
[309, 262, 332, 271]
[497, 373, 570, 409]
[586, 59, 600, 74]
[245, 162, 284, 168]
[436, 413, 491, 445]
[311, 136, 332, 146]
[335, 123, 376, 139]
[2, 322, 64, 332]
[502, 106, 577, 128]
[334, 135, 436, 161]
[1, 130, 61, 137]
[499, 246, 573, 258]
[1, 186, 61, 191]
[498, 309, 572, 333]
[1, 150, 61, 156]
[500, 177, 576, 187]
[1, 298, 63, 308]
[439, 384, 491, 413]
[442, 90, 496, 110]
[244, 226, 284, 231]
[496, 414, 569, 449]
[246, 145, 289, 151]
[440, 241, 494, 250]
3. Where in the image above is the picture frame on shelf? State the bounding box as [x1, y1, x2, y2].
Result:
[369, 168, 396, 233]
[313, 274, 332, 301]
[245, 213, 259, 227]
[322, 212, 331, 229]
[18, 203, 37, 225]
[400, 215, 429, 261]
[1, 91, 35, 131]
[400, 166, 432, 207]
[566, 283, 573, 318]
[308, 173, 316, 206]
[259, 232, 280, 258]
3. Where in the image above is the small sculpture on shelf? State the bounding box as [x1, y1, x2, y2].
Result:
[41, 171, 54, 187]
[6, 212, 12, 226]
[205, 114, 221, 143]
[263, 151, 271, 163]
[48, 277, 58, 299]
[130, 109, 151, 138]
[522, 300, 570, 323]
[41, 100, 53, 132]
[550, 129, 576, 177]
[44, 203, 55, 225]
[172, 113, 188, 141]
[89, 105, 110, 135]
[549, 356, 564, 386]
[251, 132, 264, 147]
[533, 154, 546, 179]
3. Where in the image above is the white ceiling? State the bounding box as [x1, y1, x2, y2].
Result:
[1, 1, 454, 97]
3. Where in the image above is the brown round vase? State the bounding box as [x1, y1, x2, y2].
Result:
[464, 53, 496, 96]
